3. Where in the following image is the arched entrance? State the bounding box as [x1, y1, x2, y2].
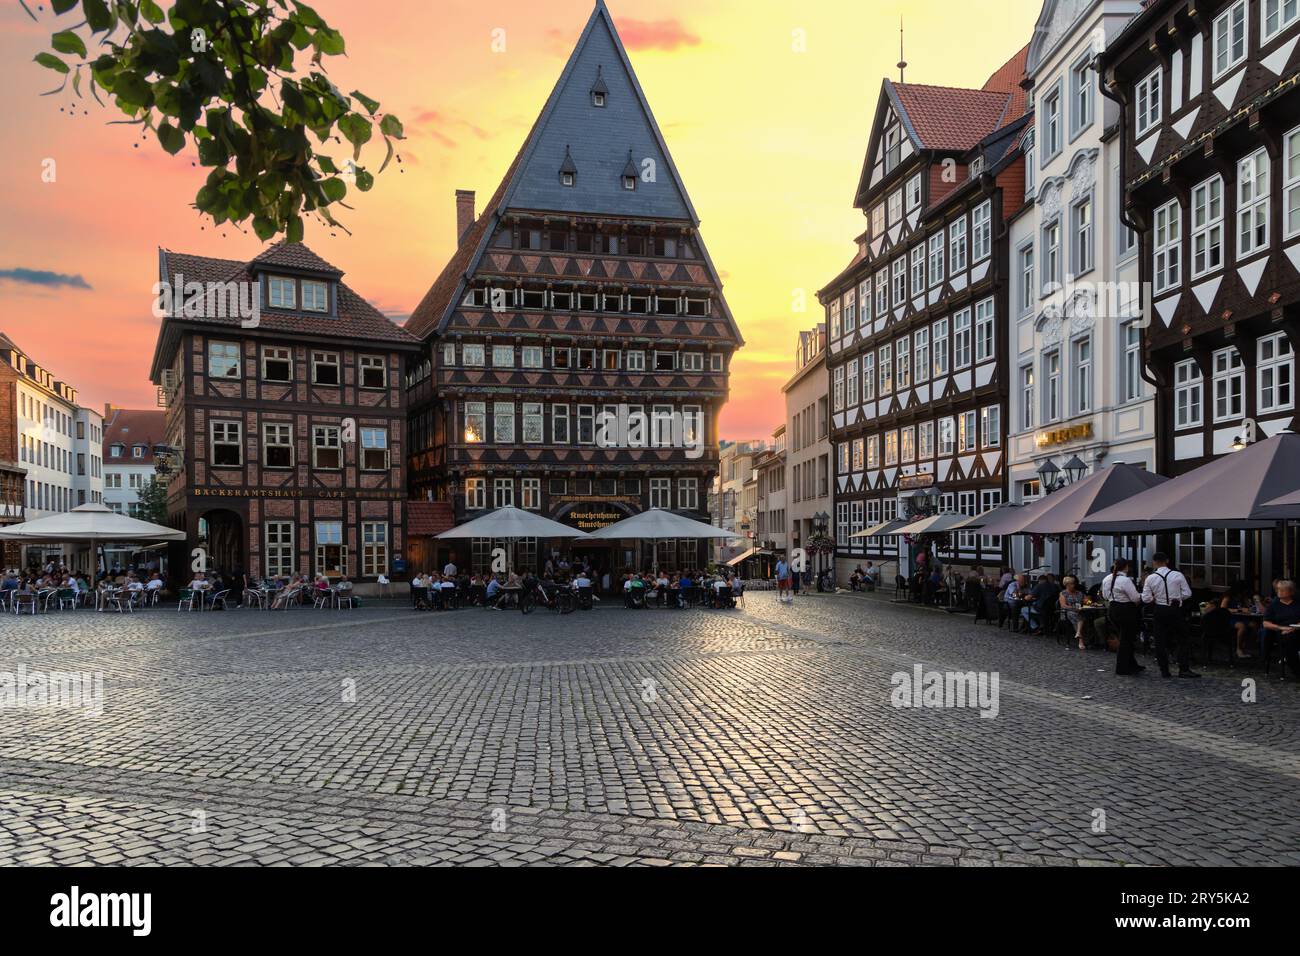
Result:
[197, 508, 245, 577]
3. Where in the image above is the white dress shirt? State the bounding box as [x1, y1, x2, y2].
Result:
[1102, 573, 1140, 604]
[1141, 567, 1192, 606]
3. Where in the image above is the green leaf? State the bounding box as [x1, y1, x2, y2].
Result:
[252, 215, 277, 241]
[51, 30, 87, 58]
[337, 113, 371, 159]
[286, 215, 304, 243]
[379, 114, 404, 139]
[314, 27, 345, 56]
[140, 0, 165, 24]
[82, 0, 114, 32]
[320, 178, 347, 202]
[353, 167, 373, 192]
[350, 90, 379, 114]
[51, 0, 79, 13]
[316, 155, 338, 174]
[157, 122, 185, 155]
[34, 53, 70, 74]
[111, 71, 152, 107]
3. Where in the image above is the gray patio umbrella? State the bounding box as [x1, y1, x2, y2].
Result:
[1259, 486, 1300, 518]
[1078, 433, 1300, 533]
[981, 462, 1169, 537]
[947, 502, 1022, 533]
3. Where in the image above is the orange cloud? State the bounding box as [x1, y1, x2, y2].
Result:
[615, 18, 700, 51]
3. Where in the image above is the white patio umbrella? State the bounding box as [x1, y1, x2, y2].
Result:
[0, 503, 185, 543]
[583, 508, 731, 571]
[892, 512, 972, 537]
[435, 505, 588, 573]
[583, 508, 732, 541]
[0, 503, 185, 575]
[435, 506, 589, 541]
[851, 518, 910, 539]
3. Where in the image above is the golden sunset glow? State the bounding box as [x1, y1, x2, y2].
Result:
[0, 0, 1040, 438]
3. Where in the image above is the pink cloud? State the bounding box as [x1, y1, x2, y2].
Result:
[615, 18, 700, 52]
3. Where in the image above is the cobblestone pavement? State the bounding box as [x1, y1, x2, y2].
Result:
[0, 592, 1296, 867]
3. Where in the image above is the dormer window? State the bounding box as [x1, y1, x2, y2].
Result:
[267, 276, 296, 309]
[109, 444, 124, 458]
[622, 150, 639, 191]
[559, 145, 578, 188]
[302, 279, 328, 312]
[970, 155, 987, 179]
[591, 65, 609, 107]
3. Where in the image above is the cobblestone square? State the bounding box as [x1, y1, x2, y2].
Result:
[1, 593, 1296, 867]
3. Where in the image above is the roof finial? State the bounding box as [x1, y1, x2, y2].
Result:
[898, 17, 907, 83]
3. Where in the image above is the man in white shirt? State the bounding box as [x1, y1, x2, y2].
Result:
[1102, 558, 1144, 676]
[443, 560, 457, 577]
[1141, 552, 1199, 678]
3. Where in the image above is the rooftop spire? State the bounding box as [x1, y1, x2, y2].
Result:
[898, 17, 907, 83]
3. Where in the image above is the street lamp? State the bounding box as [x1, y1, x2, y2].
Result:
[1063, 455, 1088, 485]
[1036, 458, 1062, 493]
[813, 510, 829, 581]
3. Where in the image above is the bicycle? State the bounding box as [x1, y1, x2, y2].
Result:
[520, 581, 576, 615]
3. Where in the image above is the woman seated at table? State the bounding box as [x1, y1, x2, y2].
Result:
[1059, 577, 1087, 650]
[1222, 583, 1266, 659]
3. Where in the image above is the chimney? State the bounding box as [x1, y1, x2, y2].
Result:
[455, 190, 476, 246]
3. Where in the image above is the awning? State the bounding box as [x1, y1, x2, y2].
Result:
[1079, 434, 1300, 533]
[851, 518, 910, 539]
[892, 512, 971, 536]
[726, 547, 771, 567]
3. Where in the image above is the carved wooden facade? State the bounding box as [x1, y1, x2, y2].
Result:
[149, 244, 421, 582]
[404, 1, 742, 570]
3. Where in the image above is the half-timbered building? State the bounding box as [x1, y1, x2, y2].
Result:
[820, 51, 1030, 580]
[1099, 0, 1300, 588]
[403, 0, 742, 574]
[148, 243, 421, 585]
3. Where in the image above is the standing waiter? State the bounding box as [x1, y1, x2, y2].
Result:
[1102, 559, 1144, 676]
[1140, 552, 1201, 678]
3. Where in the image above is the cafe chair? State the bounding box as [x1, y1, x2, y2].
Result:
[176, 588, 197, 612]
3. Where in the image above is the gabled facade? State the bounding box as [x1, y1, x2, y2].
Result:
[821, 49, 1031, 580]
[404, 0, 742, 574]
[1006, 0, 1152, 580]
[148, 242, 421, 584]
[783, 324, 831, 564]
[102, 405, 167, 516]
[1100, 0, 1300, 587]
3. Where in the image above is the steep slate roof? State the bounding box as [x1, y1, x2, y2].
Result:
[156, 244, 416, 344]
[404, 0, 742, 345]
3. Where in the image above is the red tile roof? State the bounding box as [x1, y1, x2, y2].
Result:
[407, 500, 455, 537]
[892, 43, 1030, 152]
[158, 243, 418, 345]
[983, 43, 1031, 127]
[103, 408, 167, 463]
[250, 241, 343, 275]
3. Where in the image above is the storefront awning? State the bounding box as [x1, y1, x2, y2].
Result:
[726, 547, 771, 567]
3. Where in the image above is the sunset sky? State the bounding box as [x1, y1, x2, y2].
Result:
[0, 0, 1041, 440]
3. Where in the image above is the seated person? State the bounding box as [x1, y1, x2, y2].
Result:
[485, 575, 503, 607]
[1262, 579, 1300, 680]
[1026, 573, 1060, 634]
